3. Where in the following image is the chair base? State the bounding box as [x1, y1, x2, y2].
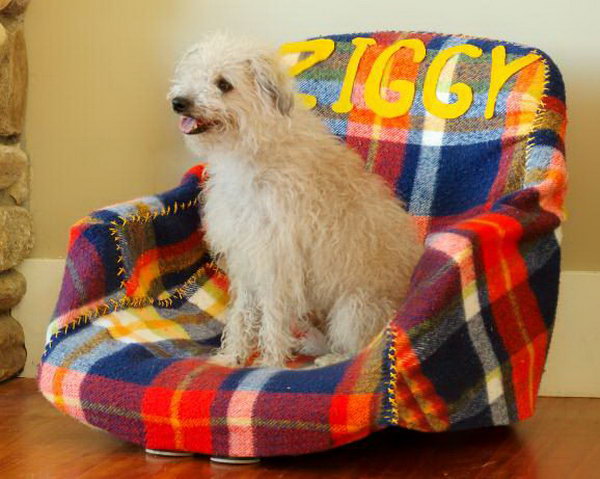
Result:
[210, 456, 261, 465]
[145, 448, 194, 457]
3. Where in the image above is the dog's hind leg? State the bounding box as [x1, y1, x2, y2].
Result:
[319, 291, 393, 365]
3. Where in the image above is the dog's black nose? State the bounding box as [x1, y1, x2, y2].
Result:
[172, 97, 191, 113]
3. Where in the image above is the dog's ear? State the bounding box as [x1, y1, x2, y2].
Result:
[248, 54, 294, 116]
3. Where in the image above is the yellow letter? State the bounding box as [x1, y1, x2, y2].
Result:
[279, 39, 336, 109]
[423, 44, 483, 119]
[364, 39, 426, 118]
[331, 37, 376, 114]
[485, 46, 540, 119]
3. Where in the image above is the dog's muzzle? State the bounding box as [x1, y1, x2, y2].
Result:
[179, 116, 214, 135]
[171, 97, 215, 135]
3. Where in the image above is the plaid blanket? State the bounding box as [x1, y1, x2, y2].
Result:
[38, 31, 567, 457]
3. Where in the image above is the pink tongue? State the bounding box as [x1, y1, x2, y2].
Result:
[179, 116, 200, 134]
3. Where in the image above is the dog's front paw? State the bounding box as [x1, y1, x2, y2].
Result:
[313, 353, 349, 368]
[254, 353, 289, 369]
[209, 352, 244, 368]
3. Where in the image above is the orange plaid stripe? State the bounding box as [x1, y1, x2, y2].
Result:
[391, 326, 450, 431]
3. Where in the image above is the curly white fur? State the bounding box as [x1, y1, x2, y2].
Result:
[169, 33, 423, 367]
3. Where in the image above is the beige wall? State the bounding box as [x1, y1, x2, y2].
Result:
[25, 0, 599, 270]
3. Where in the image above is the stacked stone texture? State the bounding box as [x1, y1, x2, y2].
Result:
[0, 0, 31, 382]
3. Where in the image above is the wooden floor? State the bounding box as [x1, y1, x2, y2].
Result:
[1, 379, 599, 478]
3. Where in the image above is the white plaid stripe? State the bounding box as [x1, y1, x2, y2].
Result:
[227, 368, 279, 455]
[432, 231, 510, 424]
[409, 38, 465, 219]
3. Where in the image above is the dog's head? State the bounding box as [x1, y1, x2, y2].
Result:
[168, 33, 295, 155]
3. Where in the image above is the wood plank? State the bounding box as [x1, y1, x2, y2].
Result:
[1, 378, 598, 478]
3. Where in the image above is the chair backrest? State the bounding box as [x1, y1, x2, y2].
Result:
[281, 31, 566, 237]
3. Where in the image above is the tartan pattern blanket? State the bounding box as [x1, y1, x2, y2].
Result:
[38, 31, 567, 457]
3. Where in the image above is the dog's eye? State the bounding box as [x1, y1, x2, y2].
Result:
[216, 77, 233, 93]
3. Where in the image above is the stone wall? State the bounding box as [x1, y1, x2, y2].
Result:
[0, 0, 31, 382]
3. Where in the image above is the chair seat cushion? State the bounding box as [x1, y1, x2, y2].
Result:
[40, 279, 390, 456]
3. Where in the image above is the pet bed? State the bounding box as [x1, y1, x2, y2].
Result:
[38, 31, 567, 458]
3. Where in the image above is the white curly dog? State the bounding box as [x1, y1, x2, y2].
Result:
[169, 33, 423, 368]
